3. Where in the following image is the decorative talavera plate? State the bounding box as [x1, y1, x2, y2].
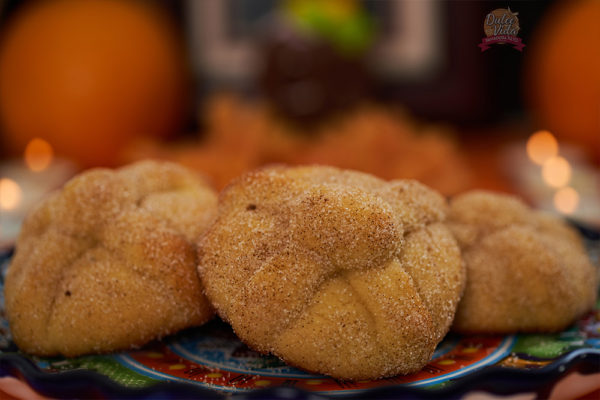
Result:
[0, 246, 599, 399]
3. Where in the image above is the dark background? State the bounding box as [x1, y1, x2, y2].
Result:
[0, 0, 558, 129]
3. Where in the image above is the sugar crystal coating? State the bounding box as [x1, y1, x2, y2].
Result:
[448, 190, 598, 333]
[5, 160, 217, 356]
[198, 165, 465, 380]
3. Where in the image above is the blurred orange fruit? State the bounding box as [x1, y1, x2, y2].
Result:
[0, 0, 189, 167]
[526, 0, 600, 161]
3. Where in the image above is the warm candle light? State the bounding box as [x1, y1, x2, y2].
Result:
[553, 187, 579, 214]
[0, 178, 22, 210]
[24, 138, 54, 172]
[526, 130, 558, 165]
[542, 156, 571, 188]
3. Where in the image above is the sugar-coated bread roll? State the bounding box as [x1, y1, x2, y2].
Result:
[5, 160, 217, 356]
[198, 165, 465, 380]
[448, 190, 598, 333]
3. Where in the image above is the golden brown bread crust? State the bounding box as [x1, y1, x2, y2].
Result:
[448, 190, 598, 333]
[198, 165, 465, 380]
[5, 160, 217, 356]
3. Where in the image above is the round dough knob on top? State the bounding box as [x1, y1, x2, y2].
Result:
[5, 160, 217, 357]
[198, 165, 465, 380]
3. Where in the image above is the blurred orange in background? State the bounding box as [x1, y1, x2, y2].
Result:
[0, 0, 189, 167]
[526, 0, 600, 162]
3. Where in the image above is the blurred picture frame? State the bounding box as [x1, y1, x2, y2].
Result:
[185, 0, 445, 86]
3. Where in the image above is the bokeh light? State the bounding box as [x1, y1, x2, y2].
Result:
[553, 186, 579, 214]
[526, 130, 558, 165]
[24, 138, 54, 172]
[0, 178, 22, 210]
[541, 156, 571, 188]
